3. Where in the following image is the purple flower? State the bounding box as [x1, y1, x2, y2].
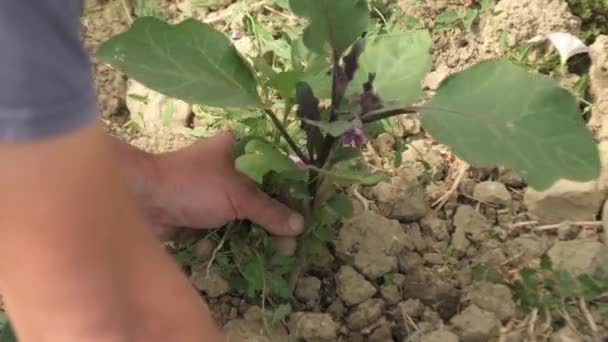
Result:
[341, 127, 366, 147]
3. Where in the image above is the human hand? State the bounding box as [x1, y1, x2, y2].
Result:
[128, 131, 304, 255]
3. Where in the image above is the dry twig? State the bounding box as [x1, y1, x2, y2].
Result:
[578, 296, 601, 342]
[432, 161, 469, 209]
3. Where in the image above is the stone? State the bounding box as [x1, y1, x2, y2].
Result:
[473, 181, 512, 206]
[192, 238, 216, 261]
[421, 330, 460, 342]
[288, 312, 339, 341]
[295, 276, 321, 302]
[336, 266, 377, 306]
[547, 240, 608, 277]
[346, 298, 385, 330]
[371, 174, 430, 221]
[468, 282, 516, 322]
[450, 305, 500, 342]
[523, 180, 603, 224]
[451, 205, 491, 256]
[190, 264, 230, 298]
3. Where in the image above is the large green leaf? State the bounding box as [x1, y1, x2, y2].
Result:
[235, 140, 299, 183]
[96, 17, 261, 108]
[421, 58, 600, 190]
[347, 31, 432, 108]
[289, 0, 370, 56]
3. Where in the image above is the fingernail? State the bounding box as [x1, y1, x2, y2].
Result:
[288, 213, 305, 234]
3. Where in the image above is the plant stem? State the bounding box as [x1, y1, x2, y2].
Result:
[316, 56, 344, 167]
[264, 108, 310, 164]
[361, 106, 419, 123]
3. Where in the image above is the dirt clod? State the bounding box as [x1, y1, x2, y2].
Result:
[523, 180, 604, 224]
[468, 282, 516, 322]
[450, 305, 500, 342]
[452, 205, 491, 256]
[336, 265, 377, 306]
[346, 298, 385, 330]
[354, 251, 399, 279]
[380, 284, 402, 305]
[190, 264, 230, 298]
[288, 312, 339, 341]
[295, 276, 322, 303]
[399, 299, 425, 320]
[421, 214, 450, 241]
[473, 181, 512, 207]
[371, 175, 430, 221]
[547, 240, 608, 277]
[421, 330, 460, 342]
[480, 0, 581, 56]
[369, 323, 394, 342]
[337, 210, 410, 279]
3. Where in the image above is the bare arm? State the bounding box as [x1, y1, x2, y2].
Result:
[0, 121, 224, 341]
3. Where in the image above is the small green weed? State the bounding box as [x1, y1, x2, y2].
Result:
[133, 0, 163, 18]
[567, 0, 608, 43]
[472, 256, 608, 334]
[434, 0, 496, 32]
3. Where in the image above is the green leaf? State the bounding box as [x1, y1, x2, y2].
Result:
[554, 269, 576, 298]
[316, 160, 387, 186]
[0, 322, 16, 342]
[271, 304, 292, 325]
[462, 9, 479, 31]
[347, 31, 432, 108]
[471, 263, 505, 284]
[290, 39, 332, 98]
[269, 70, 305, 100]
[235, 140, 299, 183]
[267, 272, 291, 299]
[434, 9, 460, 31]
[327, 193, 354, 218]
[540, 255, 553, 270]
[422, 58, 601, 190]
[329, 147, 362, 165]
[96, 17, 261, 108]
[577, 274, 605, 296]
[289, 0, 370, 56]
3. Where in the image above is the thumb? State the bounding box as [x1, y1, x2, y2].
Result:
[232, 182, 305, 237]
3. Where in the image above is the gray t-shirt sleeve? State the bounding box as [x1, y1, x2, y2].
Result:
[0, 0, 96, 142]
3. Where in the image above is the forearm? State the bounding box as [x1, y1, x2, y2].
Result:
[0, 122, 140, 340]
[0, 122, 221, 341]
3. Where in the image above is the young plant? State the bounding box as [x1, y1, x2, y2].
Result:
[96, 0, 600, 301]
